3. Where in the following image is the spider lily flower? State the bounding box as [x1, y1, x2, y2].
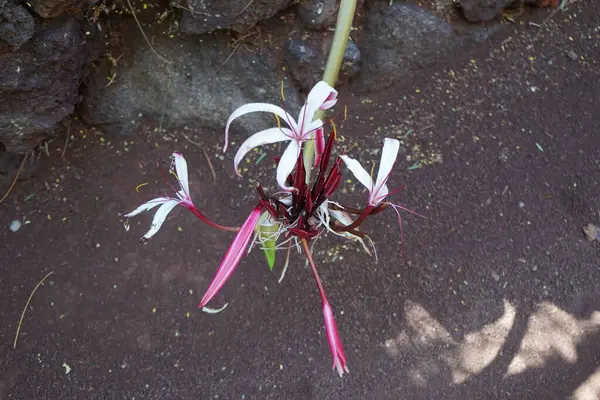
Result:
[224, 81, 338, 191]
[124, 152, 194, 240]
[124, 153, 238, 241]
[198, 205, 264, 307]
[340, 138, 400, 207]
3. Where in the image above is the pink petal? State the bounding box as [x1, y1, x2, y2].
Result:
[198, 205, 263, 307]
[276, 140, 301, 192]
[323, 301, 348, 377]
[233, 127, 293, 177]
[224, 103, 299, 152]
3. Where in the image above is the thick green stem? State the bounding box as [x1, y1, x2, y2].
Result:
[303, 0, 357, 181]
[321, 0, 358, 88]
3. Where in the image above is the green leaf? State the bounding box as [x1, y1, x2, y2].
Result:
[264, 244, 276, 271]
[258, 220, 278, 271]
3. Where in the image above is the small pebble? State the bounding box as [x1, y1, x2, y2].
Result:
[583, 224, 600, 241]
[532, 265, 538, 272]
[519, 201, 525, 208]
[9, 220, 21, 232]
[567, 50, 578, 61]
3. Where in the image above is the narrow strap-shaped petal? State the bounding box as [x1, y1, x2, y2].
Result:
[340, 155, 374, 198]
[233, 127, 293, 177]
[323, 301, 348, 377]
[297, 82, 338, 132]
[224, 103, 299, 151]
[301, 118, 325, 141]
[314, 127, 325, 167]
[276, 140, 301, 192]
[372, 138, 400, 204]
[124, 197, 172, 218]
[172, 153, 190, 198]
[142, 199, 180, 239]
[328, 209, 372, 256]
[198, 205, 263, 307]
[300, 238, 348, 377]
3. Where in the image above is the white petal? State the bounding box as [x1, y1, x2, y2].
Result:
[314, 202, 372, 257]
[276, 141, 301, 191]
[224, 103, 298, 151]
[301, 118, 325, 140]
[124, 197, 171, 218]
[329, 209, 354, 226]
[233, 127, 293, 176]
[172, 153, 190, 197]
[277, 194, 293, 205]
[142, 199, 180, 239]
[373, 138, 400, 202]
[297, 81, 338, 134]
[340, 155, 374, 194]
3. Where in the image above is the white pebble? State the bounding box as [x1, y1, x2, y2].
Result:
[9, 220, 21, 232]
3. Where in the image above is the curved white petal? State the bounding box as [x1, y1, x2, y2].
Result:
[224, 103, 299, 151]
[297, 82, 338, 133]
[276, 140, 301, 191]
[172, 153, 190, 197]
[142, 199, 180, 239]
[125, 197, 171, 218]
[330, 209, 373, 256]
[372, 138, 400, 203]
[340, 155, 374, 194]
[233, 127, 293, 176]
[300, 118, 324, 140]
[277, 194, 293, 205]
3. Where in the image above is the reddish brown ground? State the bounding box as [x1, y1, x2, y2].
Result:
[1, 1, 599, 399]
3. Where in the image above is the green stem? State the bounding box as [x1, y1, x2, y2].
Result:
[303, 0, 358, 181]
[321, 0, 358, 88]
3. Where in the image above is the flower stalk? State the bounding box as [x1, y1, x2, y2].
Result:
[303, 0, 358, 180]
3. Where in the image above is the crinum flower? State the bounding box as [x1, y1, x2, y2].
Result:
[224, 81, 337, 191]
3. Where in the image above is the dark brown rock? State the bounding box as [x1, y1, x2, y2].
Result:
[459, 0, 506, 22]
[27, 0, 96, 19]
[180, 0, 295, 35]
[0, 0, 34, 48]
[0, 18, 99, 152]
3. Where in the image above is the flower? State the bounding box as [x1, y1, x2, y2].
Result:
[124, 152, 193, 240]
[224, 81, 338, 191]
[340, 138, 400, 206]
[124, 152, 239, 240]
[301, 238, 349, 377]
[323, 300, 348, 377]
[198, 205, 264, 307]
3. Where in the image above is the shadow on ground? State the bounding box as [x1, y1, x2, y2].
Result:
[1, 1, 599, 399]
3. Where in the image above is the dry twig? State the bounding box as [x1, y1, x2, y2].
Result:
[0, 154, 28, 204]
[125, 0, 171, 64]
[181, 132, 217, 182]
[13, 271, 55, 349]
[61, 123, 71, 159]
